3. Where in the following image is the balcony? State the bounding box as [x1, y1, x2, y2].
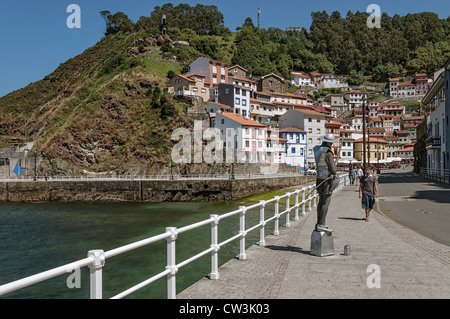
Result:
[426, 136, 441, 149]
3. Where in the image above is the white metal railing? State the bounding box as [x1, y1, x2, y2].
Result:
[0, 174, 349, 299]
[420, 168, 450, 184]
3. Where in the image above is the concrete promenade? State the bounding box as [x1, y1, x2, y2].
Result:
[177, 179, 450, 299]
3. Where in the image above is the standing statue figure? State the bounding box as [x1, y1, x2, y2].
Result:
[313, 134, 339, 234]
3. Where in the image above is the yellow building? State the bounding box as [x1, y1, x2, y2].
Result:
[354, 137, 388, 164]
[168, 74, 210, 102]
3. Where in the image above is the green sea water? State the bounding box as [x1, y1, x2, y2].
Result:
[0, 189, 306, 299]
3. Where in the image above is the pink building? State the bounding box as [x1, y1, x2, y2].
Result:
[415, 73, 429, 96]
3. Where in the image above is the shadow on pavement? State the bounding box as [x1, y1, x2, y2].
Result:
[264, 245, 310, 255]
[338, 217, 365, 221]
[410, 190, 450, 204]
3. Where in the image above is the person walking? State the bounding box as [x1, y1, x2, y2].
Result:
[356, 166, 363, 185]
[348, 166, 356, 185]
[359, 167, 379, 222]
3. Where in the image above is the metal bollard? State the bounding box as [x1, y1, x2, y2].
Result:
[344, 245, 351, 256]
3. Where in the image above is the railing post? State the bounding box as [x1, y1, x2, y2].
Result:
[274, 197, 280, 236]
[258, 201, 266, 246]
[302, 188, 306, 216]
[88, 250, 105, 300]
[239, 207, 247, 260]
[165, 227, 178, 299]
[308, 186, 312, 212]
[294, 190, 299, 221]
[210, 215, 220, 280]
[285, 193, 291, 228]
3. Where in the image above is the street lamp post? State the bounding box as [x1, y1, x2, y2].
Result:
[362, 96, 367, 169]
[34, 151, 37, 181]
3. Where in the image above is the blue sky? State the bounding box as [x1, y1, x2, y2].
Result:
[0, 0, 449, 97]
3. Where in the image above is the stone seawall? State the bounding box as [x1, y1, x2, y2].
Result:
[0, 176, 316, 203]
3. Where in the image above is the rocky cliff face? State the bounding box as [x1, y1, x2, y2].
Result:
[0, 31, 191, 176]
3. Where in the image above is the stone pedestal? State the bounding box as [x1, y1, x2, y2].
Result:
[310, 230, 334, 257]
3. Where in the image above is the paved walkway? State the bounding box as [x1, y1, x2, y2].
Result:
[177, 181, 450, 299]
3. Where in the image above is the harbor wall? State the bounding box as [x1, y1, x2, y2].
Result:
[0, 176, 316, 203]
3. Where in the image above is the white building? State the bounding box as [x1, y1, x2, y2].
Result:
[266, 129, 287, 165]
[229, 76, 257, 93]
[377, 103, 405, 117]
[339, 137, 356, 164]
[423, 58, 449, 174]
[351, 115, 364, 131]
[217, 83, 251, 118]
[213, 111, 267, 163]
[252, 91, 274, 125]
[322, 74, 349, 89]
[279, 109, 327, 168]
[344, 91, 368, 109]
[426, 102, 445, 170]
[292, 72, 313, 87]
[279, 127, 307, 170]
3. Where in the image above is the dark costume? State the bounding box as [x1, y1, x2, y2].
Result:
[313, 135, 338, 233]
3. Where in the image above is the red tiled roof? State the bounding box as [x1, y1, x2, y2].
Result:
[292, 109, 327, 117]
[260, 73, 284, 81]
[230, 76, 256, 83]
[217, 112, 265, 127]
[279, 127, 306, 133]
[229, 65, 249, 72]
[292, 72, 311, 78]
[208, 101, 232, 109]
[267, 136, 288, 141]
[399, 81, 414, 87]
[254, 91, 272, 96]
[354, 137, 388, 143]
[175, 74, 196, 83]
